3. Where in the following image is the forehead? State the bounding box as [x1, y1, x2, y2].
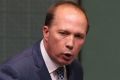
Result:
[53, 5, 87, 25]
[51, 5, 88, 34]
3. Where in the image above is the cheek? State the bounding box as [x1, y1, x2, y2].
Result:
[74, 40, 85, 51]
[78, 39, 85, 46]
[48, 32, 65, 47]
[48, 35, 61, 52]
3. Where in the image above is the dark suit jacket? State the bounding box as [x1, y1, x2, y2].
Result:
[0, 41, 83, 80]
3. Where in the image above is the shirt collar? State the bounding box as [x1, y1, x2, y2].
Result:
[40, 40, 59, 73]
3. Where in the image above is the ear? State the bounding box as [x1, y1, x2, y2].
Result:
[43, 26, 49, 41]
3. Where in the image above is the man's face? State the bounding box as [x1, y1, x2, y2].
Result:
[43, 6, 88, 66]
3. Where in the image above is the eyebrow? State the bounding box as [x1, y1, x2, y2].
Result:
[58, 29, 85, 36]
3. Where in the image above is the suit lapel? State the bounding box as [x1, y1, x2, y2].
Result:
[36, 65, 51, 80]
[66, 65, 74, 80]
[32, 41, 51, 80]
[66, 60, 83, 80]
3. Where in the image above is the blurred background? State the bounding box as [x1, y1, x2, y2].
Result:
[0, 0, 120, 80]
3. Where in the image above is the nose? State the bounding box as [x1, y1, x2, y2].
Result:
[66, 36, 74, 50]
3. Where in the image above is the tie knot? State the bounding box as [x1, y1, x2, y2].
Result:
[56, 67, 64, 80]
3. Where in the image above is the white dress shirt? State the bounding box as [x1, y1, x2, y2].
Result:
[40, 40, 67, 80]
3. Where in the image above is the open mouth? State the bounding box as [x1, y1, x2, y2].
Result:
[63, 53, 73, 61]
[64, 54, 72, 57]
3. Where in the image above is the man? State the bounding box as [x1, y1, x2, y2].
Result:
[0, 1, 89, 80]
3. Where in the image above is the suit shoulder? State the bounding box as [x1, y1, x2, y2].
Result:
[7, 47, 33, 66]
[0, 47, 35, 73]
[0, 41, 41, 80]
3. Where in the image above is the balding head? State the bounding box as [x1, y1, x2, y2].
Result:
[44, 1, 89, 34]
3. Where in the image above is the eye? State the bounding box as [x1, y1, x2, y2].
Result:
[59, 31, 69, 36]
[75, 34, 85, 39]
